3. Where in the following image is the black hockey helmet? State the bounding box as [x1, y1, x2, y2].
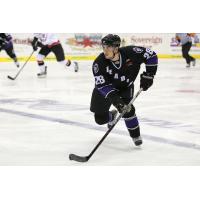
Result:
[101, 34, 121, 47]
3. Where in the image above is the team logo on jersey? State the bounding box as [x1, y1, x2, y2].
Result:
[93, 63, 99, 74]
[133, 47, 143, 53]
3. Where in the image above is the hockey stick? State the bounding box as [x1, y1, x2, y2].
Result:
[69, 88, 143, 162]
[7, 50, 34, 80]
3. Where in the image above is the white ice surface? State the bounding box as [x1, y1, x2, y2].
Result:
[0, 59, 200, 165]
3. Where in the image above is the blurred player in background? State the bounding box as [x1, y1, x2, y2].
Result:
[175, 33, 199, 68]
[90, 34, 158, 146]
[0, 33, 20, 67]
[31, 33, 79, 77]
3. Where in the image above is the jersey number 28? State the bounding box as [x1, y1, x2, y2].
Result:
[144, 48, 153, 59]
[95, 75, 105, 85]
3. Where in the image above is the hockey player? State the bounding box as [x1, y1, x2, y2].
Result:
[90, 34, 158, 146]
[0, 33, 20, 67]
[31, 33, 79, 77]
[175, 33, 199, 68]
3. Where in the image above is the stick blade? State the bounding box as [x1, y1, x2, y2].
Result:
[69, 154, 89, 162]
[7, 75, 15, 80]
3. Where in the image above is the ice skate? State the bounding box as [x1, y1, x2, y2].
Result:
[192, 59, 196, 67]
[66, 60, 71, 67]
[73, 61, 79, 72]
[66, 60, 79, 72]
[186, 63, 190, 68]
[37, 66, 47, 78]
[14, 61, 20, 68]
[132, 136, 143, 146]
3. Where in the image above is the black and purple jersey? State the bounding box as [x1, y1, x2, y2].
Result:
[0, 33, 12, 42]
[92, 45, 158, 98]
[0, 33, 12, 49]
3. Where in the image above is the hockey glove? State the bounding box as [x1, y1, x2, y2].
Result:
[107, 92, 131, 114]
[31, 37, 38, 51]
[140, 71, 154, 91]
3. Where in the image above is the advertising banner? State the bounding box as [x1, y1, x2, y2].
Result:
[1, 33, 200, 61]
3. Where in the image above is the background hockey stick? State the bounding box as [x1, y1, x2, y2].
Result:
[7, 50, 34, 80]
[69, 88, 143, 162]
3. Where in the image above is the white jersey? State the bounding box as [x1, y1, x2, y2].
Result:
[34, 33, 59, 45]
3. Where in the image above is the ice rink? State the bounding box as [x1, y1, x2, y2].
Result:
[0, 58, 200, 166]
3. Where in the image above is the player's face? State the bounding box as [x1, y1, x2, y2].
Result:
[102, 45, 118, 59]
